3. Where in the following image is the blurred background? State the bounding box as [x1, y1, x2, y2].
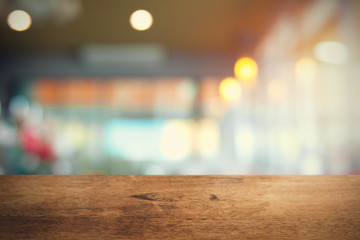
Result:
[0, 0, 359, 174]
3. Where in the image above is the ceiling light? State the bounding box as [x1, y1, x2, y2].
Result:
[7, 10, 32, 31]
[130, 10, 153, 31]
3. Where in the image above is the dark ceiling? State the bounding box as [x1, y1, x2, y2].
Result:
[0, 0, 311, 54]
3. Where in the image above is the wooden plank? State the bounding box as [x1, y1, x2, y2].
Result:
[0, 176, 359, 239]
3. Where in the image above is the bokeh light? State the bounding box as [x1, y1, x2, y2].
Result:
[7, 10, 32, 31]
[314, 41, 349, 65]
[195, 119, 220, 158]
[219, 77, 242, 102]
[64, 122, 87, 150]
[295, 58, 317, 80]
[160, 120, 192, 161]
[234, 57, 258, 83]
[130, 10, 153, 31]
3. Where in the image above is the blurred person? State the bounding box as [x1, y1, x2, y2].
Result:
[5, 95, 56, 174]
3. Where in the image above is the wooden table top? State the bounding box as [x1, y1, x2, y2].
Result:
[0, 175, 359, 239]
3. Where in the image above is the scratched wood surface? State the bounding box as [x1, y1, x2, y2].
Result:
[0, 176, 359, 239]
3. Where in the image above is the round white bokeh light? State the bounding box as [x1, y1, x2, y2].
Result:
[314, 41, 349, 65]
[130, 10, 153, 31]
[7, 10, 32, 31]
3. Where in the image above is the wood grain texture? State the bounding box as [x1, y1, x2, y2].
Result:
[0, 175, 359, 239]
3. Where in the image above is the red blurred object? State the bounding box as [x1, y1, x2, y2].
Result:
[349, 170, 360, 175]
[20, 129, 55, 162]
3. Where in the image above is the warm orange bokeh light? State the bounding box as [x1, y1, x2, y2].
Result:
[295, 58, 317, 80]
[219, 77, 242, 102]
[234, 57, 258, 84]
